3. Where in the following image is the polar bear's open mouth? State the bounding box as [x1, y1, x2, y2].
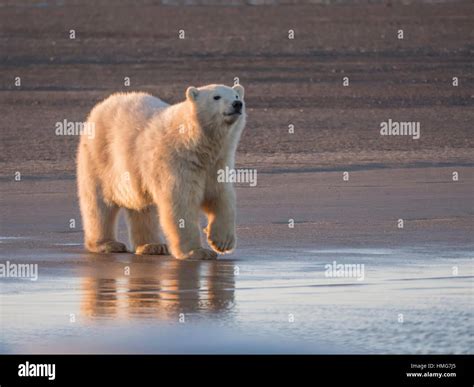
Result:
[223, 111, 242, 116]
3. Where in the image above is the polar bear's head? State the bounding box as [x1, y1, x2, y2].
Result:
[186, 84, 245, 127]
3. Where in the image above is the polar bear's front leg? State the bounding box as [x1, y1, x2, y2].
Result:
[157, 191, 217, 260]
[203, 186, 236, 254]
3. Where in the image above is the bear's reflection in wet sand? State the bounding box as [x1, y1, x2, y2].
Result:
[80, 257, 235, 320]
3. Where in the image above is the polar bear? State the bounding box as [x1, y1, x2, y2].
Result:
[77, 84, 245, 260]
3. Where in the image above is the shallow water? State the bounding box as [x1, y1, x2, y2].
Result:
[1, 169, 473, 353]
[1, 242, 472, 354]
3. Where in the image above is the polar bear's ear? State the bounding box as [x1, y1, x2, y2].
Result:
[233, 84, 245, 99]
[186, 86, 199, 101]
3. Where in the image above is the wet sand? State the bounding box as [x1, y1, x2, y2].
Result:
[1, 167, 473, 353]
[1, 2, 473, 354]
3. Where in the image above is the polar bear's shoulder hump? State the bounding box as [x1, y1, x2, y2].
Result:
[99, 92, 167, 110]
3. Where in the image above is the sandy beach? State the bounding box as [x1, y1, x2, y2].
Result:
[1, 1, 473, 176]
[0, 1, 473, 354]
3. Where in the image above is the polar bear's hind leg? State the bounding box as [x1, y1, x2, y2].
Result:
[80, 196, 127, 253]
[126, 206, 169, 255]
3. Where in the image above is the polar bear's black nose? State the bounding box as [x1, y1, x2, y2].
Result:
[232, 100, 243, 111]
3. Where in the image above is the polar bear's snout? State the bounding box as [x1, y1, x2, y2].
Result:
[232, 100, 243, 113]
[223, 100, 244, 125]
[224, 100, 243, 116]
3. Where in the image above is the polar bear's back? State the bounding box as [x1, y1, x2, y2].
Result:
[83, 92, 168, 162]
[88, 92, 168, 133]
[78, 92, 169, 209]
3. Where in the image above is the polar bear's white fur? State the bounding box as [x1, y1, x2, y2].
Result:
[77, 84, 245, 260]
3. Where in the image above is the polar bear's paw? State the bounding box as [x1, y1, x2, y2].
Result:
[206, 227, 236, 254]
[181, 248, 218, 261]
[95, 241, 128, 254]
[136, 243, 169, 255]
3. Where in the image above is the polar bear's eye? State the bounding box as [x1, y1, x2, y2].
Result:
[213, 96, 221, 100]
